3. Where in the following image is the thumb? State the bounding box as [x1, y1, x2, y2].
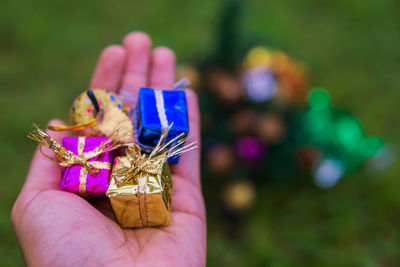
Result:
[22, 119, 71, 195]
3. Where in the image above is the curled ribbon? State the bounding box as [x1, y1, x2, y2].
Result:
[47, 118, 98, 132]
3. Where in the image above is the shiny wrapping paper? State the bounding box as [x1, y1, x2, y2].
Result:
[61, 136, 115, 197]
[136, 87, 189, 163]
[107, 156, 173, 228]
[68, 89, 134, 143]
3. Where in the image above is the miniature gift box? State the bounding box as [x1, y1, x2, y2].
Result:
[136, 87, 189, 163]
[106, 154, 173, 228]
[61, 136, 115, 197]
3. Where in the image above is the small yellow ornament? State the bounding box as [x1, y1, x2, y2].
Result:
[48, 89, 134, 143]
[70, 89, 123, 126]
[71, 89, 133, 142]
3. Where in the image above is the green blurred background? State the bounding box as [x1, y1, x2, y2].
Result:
[1, 0, 399, 265]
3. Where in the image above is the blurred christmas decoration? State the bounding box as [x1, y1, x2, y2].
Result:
[206, 144, 235, 175]
[234, 137, 265, 167]
[241, 46, 308, 103]
[183, 0, 394, 231]
[222, 180, 256, 213]
[295, 87, 389, 188]
[257, 113, 286, 144]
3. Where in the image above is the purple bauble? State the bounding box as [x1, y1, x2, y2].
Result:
[234, 137, 266, 166]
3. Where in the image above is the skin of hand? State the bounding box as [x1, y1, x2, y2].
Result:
[11, 32, 206, 266]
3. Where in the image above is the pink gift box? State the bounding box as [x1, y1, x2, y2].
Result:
[60, 136, 115, 197]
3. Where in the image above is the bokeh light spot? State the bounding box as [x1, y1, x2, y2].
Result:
[308, 87, 330, 110]
[314, 158, 345, 189]
[361, 137, 384, 158]
[335, 116, 363, 150]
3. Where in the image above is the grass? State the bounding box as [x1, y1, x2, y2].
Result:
[0, 0, 399, 265]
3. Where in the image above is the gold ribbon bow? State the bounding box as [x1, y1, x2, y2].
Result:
[113, 131, 195, 187]
[111, 130, 197, 208]
[28, 125, 120, 196]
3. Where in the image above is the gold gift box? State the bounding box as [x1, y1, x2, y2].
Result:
[107, 157, 172, 228]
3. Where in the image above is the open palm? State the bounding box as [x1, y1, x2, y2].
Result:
[11, 32, 206, 266]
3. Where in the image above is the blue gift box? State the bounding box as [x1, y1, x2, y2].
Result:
[136, 87, 189, 163]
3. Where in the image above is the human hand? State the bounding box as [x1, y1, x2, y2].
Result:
[11, 32, 206, 266]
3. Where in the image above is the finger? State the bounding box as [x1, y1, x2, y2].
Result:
[120, 32, 152, 101]
[150, 46, 176, 89]
[171, 89, 201, 186]
[21, 119, 70, 195]
[89, 45, 126, 92]
[19, 120, 69, 205]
